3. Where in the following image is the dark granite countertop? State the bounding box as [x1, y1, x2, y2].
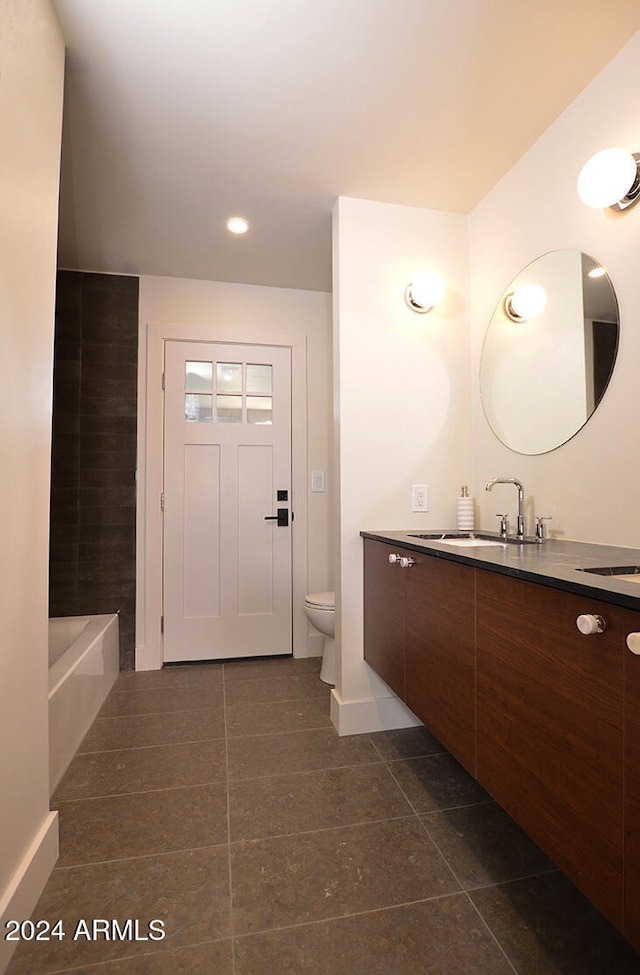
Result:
[360, 529, 640, 611]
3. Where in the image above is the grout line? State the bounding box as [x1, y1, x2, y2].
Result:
[75, 735, 227, 756]
[365, 732, 447, 764]
[52, 841, 228, 871]
[53, 778, 228, 804]
[227, 757, 385, 785]
[21, 936, 232, 975]
[224, 694, 331, 710]
[462, 891, 521, 975]
[228, 812, 419, 847]
[462, 864, 561, 893]
[76, 733, 227, 756]
[226, 721, 333, 741]
[228, 889, 469, 941]
[379, 749, 482, 820]
[100, 692, 329, 723]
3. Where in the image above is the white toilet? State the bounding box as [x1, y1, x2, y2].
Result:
[304, 591, 335, 685]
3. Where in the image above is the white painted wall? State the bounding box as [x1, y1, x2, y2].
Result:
[136, 276, 332, 668]
[332, 197, 471, 734]
[0, 2, 64, 971]
[470, 33, 640, 547]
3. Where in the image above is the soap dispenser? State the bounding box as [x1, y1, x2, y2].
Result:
[457, 486, 475, 532]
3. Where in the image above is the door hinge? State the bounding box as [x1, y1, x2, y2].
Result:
[162, 371, 166, 390]
[160, 615, 164, 634]
[161, 492, 165, 511]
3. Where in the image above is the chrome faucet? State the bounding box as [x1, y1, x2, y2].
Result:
[486, 477, 526, 540]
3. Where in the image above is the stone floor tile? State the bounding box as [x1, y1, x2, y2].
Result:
[5, 848, 231, 975]
[57, 783, 228, 865]
[229, 763, 412, 841]
[388, 752, 489, 813]
[230, 818, 458, 934]
[233, 896, 515, 975]
[55, 739, 227, 800]
[421, 800, 556, 890]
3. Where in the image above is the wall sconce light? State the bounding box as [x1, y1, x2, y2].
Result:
[577, 148, 640, 211]
[405, 271, 445, 314]
[504, 283, 547, 323]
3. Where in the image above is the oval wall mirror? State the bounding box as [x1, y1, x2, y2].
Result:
[480, 249, 619, 455]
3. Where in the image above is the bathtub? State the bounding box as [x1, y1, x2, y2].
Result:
[48, 613, 120, 795]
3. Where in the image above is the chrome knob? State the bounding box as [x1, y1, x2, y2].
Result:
[576, 614, 607, 635]
[388, 553, 401, 564]
[627, 633, 640, 655]
[399, 556, 415, 568]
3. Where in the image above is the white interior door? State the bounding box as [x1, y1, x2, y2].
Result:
[163, 341, 292, 661]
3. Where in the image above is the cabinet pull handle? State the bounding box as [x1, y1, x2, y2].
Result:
[399, 556, 415, 568]
[627, 633, 640, 655]
[576, 614, 607, 635]
[388, 553, 401, 564]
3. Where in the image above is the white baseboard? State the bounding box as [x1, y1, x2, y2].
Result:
[330, 688, 422, 736]
[0, 812, 59, 975]
[295, 631, 324, 659]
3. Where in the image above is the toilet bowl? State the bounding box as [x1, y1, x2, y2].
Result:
[304, 591, 335, 685]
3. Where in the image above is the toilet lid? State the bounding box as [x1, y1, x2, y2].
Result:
[305, 591, 335, 609]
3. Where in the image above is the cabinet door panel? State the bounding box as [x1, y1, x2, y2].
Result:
[625, 627, 640, 950]
[405, 555, 476, 773]
[476, 571, 624, 928]
[363, 539, 406, 698]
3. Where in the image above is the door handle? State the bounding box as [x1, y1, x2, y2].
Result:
[264, 508, 289, 527]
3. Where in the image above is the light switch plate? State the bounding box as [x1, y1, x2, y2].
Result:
[311, 471, 325, 493]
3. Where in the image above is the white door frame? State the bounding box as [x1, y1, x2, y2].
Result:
[135, 320, 309, 671]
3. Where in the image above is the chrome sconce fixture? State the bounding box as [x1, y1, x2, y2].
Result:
[503, 283, 547, 323]
[404, 271, 445, 314]
[577, 147, 640, 211]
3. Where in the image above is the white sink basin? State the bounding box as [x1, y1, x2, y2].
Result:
[438, 537, 505, 548]
[579, 565, 640, 584]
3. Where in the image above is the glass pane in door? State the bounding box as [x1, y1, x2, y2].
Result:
[216, 362, 243, 393]
[185, 393, 213, 422]
[216, 394, 243, 423]
[185, 361, 213, 392]
[246, 364, 272, 395]
[247, 396, 273, 425]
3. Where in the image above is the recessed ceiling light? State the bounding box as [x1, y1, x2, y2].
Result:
[226, 216, 250, 235]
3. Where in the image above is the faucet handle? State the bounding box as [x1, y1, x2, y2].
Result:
[535, 516, 552, 541]
[496, 513, 509, 538]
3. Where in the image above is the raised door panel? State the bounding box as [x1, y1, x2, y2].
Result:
[476, 571, 624, 929]
[405, 555, 476, 774]
[363, 539, 406, 698]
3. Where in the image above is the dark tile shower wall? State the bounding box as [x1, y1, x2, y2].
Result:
[50, 271, 139, 671]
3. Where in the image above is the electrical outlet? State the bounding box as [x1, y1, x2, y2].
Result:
[411, 484, 429, 512]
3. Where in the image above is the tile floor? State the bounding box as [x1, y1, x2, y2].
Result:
[7, 656, 640, 974]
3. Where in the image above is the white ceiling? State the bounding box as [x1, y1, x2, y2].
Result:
[52, 1, 640, 293]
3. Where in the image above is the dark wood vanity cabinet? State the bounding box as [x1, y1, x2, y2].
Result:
[363, 538, 476, 772]
[405, 554, 475, 773]
[362, 535, 640, 952]
[476, 571, 628, 930]
[624, 629, 640, 950]
[363, 539, 408, 698]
